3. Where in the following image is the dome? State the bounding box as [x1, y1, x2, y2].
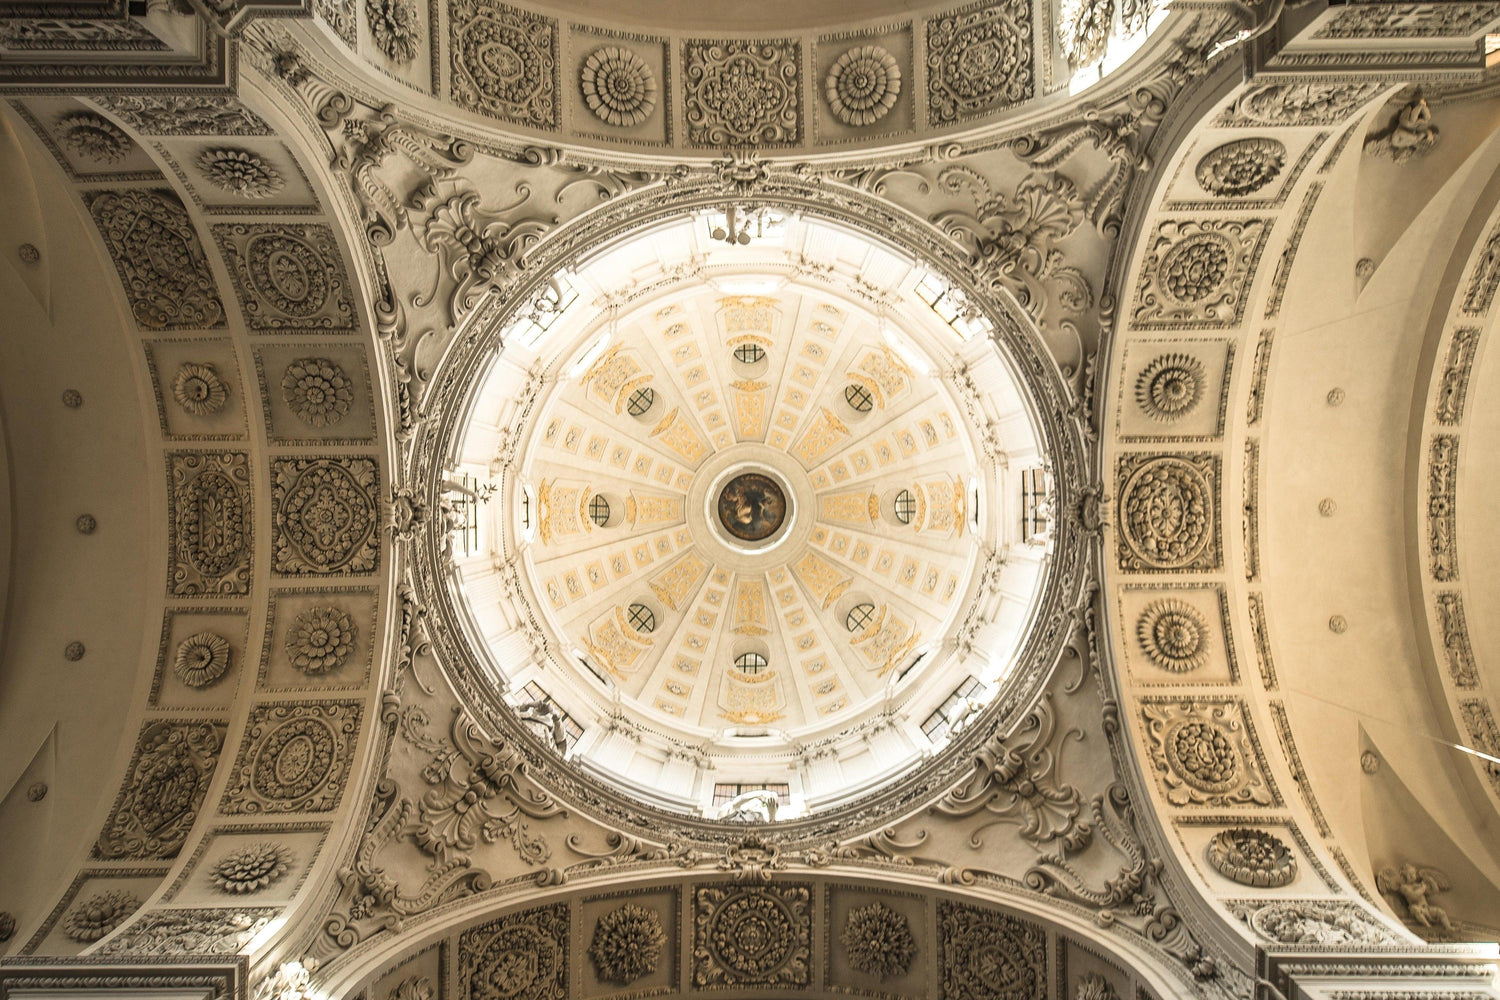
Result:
[450, 208, 1056, 819]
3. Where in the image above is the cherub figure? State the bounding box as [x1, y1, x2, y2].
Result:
[1376, 862, 1454, 934]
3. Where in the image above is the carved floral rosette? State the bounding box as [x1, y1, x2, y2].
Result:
[220, 701, 362, 814]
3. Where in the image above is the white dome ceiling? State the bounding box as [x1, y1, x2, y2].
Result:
[453, 211, 1052, 816]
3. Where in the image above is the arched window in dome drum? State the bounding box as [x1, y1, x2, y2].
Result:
[844, 383, 874, 413]
[627, 602, 656, 634]
[845, 602, 876, 632]
[893, 489, 917, 525]
[626, 385, 654, 416]
[734, 650, 768, 675]
[588, 494, 611, 527]
[733, 343, 765, 365]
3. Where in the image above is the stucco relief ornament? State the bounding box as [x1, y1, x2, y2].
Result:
[56, 111, 130, 163]
[63, 890, 140, 942]
[174, 630, 233, 688]
[1196, 138, 1286, 197]
[1246, 901, 1396, 946]
[1136, 599, 1208, 672]
[197, 148, 285, 199]
[684, 40, 800, 146]
[1057, 0, 1111, 68]
[271, 458, 379, 575]
[1206, 828, 1297, 887]
[286, 607, 356, 674]
[1143, 700, 1275, 808]
[580, 45, 657, 127]
[588, 903, 666, 985]
[1118, 456, 1216, 570]
[1377, 863, 1455, 935]
[281, 357, 353, 427]
[694, 885, 810, 987]
[367, 0, 419, 62]
[387, 977, 433, 1000]
[1076, 973, 1120, 1000]
[171, 363, 228, 416]
[1135, 353, 1204, 420]
[840, 901, 915, 980]
[212, 842, 292, 893]
[825, 45, 900, 126]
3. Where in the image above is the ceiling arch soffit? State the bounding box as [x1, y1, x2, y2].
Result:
[1096, 5, 1500, 967]
[0, 63, 399, 996]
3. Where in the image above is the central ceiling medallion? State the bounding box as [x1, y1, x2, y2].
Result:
[717, 472, 787, 542]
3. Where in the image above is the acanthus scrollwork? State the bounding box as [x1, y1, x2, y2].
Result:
[324, 707, 567, 946]
[934, 168, 1092, 327]
[932, 692, 1091, 850]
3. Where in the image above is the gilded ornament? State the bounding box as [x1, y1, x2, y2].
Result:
[281, 357, 354, 427]
[77, 514, 97, 534]
[1134, 353, 1204, 421]
[1328, 614, 1348, 634]
[65, 640, 86, 661]
[1326, 387, 1345, 406]
[1206, 828, 1298, 887]
[588, 903, 666, 985]
[18, 243, 39, 264]
[63, 890, 140, 942]
[1361, 749, 1380, 774]
[56, 111, 131, 163]
[1318, 497, 1337, 517]
[27, 781, 47, 801]
[174, 630, 232, 688]
[286, 607, 357, 674]
[1136, 599, 1208, 672]
[62, 389, 83, 408]
[580, 46, 657, 127]
[211, 842, 292, 893]
[171, 363, 228, 416]
[1196, 138, 1286, 197]
[840, 901, 915, 980]
[367, 0, 420, 62]
[825, 45, 900, 127]
[196, 148, 284, 199]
